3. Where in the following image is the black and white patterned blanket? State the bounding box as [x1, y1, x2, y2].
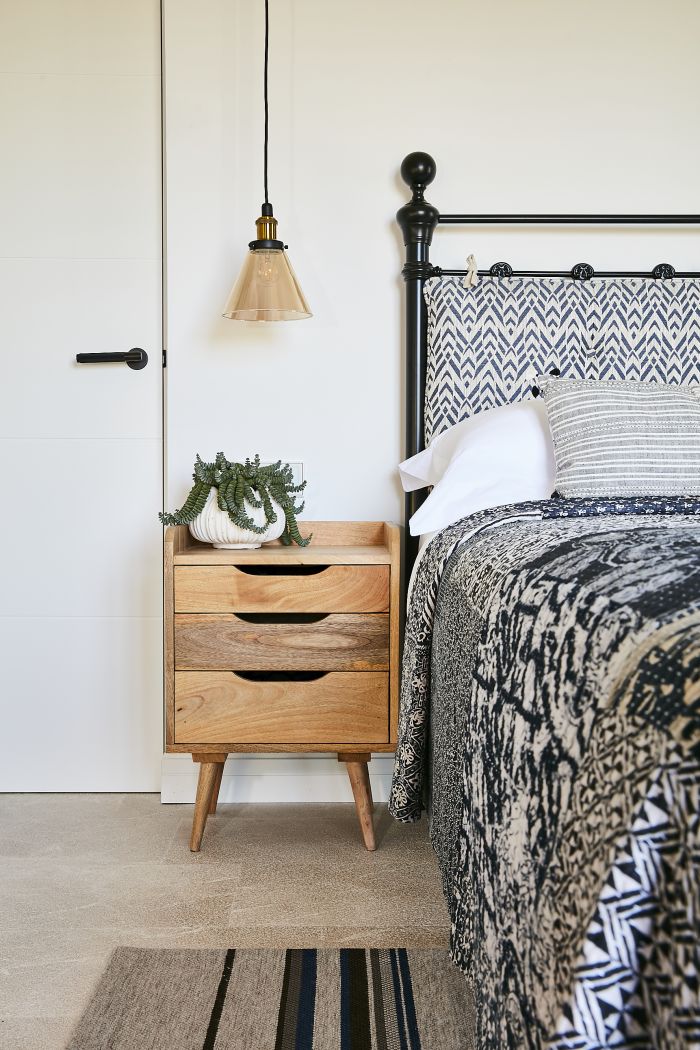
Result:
[390, 498, 700, 1049]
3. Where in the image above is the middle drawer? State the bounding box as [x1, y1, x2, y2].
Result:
[174, 613, 389, 671]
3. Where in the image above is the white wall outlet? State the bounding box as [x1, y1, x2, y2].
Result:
[288, 462, 304, 487]
[263, 460, 303, 487]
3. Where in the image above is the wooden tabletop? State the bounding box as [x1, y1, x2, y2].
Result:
[169, 521, 397, 566]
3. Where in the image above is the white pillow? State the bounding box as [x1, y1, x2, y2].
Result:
[399, 399, 556, 536]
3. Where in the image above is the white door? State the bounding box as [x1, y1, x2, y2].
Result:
[0, 2, 163, 789]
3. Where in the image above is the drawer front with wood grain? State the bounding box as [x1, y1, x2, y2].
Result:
[174, 671, 389, 743]
[174, 613, 388, 671]
[174, 565, 389, 614]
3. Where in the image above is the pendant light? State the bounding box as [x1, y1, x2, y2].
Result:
[222, 0, 312, 322]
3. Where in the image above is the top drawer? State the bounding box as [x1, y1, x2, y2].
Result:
[174, 564, 389, 614]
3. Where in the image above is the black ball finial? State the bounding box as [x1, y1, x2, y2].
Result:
[396, 152, 439, 249]
[400, 152, 436, 194]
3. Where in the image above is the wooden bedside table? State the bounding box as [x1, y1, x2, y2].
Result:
[164, 521, 401, 852]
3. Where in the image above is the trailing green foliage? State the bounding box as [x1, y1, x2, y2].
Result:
[159, 453, 310, 546]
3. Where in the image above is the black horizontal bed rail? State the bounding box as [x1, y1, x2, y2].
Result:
[438, 213, 700, 225]
[436, 267, 700, 279]
[396, 150, 700, 574]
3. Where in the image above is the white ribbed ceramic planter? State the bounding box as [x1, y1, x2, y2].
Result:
[188, 488, 286, 549]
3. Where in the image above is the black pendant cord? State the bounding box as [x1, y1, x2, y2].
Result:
[263, 0, 269, 205]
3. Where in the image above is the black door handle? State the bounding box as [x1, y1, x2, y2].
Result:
[75, 348, 148, 371]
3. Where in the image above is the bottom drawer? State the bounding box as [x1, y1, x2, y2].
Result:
[174, 670, 389, 744]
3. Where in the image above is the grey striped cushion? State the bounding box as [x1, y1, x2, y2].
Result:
[538, 377, 700, 497]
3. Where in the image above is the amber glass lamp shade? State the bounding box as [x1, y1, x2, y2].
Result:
[223, 205, 311, 322]
[222, 247, 312, 322]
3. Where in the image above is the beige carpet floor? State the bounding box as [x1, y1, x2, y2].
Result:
[0, 795, 449, 1050]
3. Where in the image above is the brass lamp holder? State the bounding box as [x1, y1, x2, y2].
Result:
[249, 202, 286, 251]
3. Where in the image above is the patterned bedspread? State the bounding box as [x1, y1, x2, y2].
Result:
[389, 498, 700, 1049]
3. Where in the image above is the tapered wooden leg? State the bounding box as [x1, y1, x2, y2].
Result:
[208, 762, 225, 815]
[190, 753, 227, 852]
[339, 753, 376, 851]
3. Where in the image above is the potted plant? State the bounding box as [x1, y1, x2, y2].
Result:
[159, 453, 310, 548]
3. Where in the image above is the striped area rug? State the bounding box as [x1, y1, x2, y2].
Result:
[67, 947, 475, 1050]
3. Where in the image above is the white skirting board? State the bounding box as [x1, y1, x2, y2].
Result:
[160, 753, 395, 804]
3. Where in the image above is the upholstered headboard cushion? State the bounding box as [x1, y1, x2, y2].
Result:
[424, 276, 700, 443]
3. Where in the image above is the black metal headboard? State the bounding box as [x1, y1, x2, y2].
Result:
[396, 150, 700, 571]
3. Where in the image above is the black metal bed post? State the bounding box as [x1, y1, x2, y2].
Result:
[396, 152, 439, 571]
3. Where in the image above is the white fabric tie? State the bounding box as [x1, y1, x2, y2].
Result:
[463, 254, 479, 288]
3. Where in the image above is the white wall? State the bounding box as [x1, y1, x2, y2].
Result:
[161, 0, 700, 800]
[163, 0, 700, 521]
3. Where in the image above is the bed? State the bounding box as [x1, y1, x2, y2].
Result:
[389, 153, 700, 1049]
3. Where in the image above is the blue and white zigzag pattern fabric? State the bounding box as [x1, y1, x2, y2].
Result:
[424, 277, 700, 443]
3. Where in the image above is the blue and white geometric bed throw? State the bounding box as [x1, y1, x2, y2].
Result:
[424, 276, 700, 443]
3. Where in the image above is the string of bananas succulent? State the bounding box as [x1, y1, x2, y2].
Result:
[159, 453, 310, 546]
